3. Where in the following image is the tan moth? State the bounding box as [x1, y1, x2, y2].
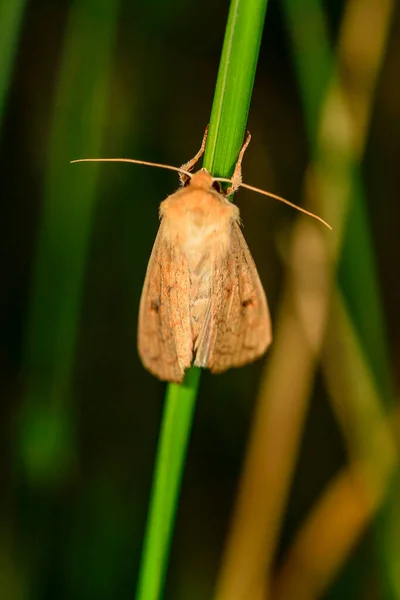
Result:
[72, 128, 330, 382]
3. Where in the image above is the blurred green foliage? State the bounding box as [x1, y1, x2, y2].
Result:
[1, 0, 399, 599]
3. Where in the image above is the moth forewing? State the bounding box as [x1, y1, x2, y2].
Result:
[137, 222, 192, 383]
[195, 221, 271, 373]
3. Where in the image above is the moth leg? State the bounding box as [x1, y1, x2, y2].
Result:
[225, 131, 251, 196]
[179, 125, 209, 185]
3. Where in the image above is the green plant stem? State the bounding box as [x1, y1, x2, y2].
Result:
[135, 1, 269, 599]
[204, 0, 268, 177]
[135, 368, 200, 600]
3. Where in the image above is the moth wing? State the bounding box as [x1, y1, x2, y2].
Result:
[138, 221, 193, 382]
[195, 221, 271, 373]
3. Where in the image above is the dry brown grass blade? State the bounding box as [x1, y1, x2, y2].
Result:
[323, 292, 397, 467]
[271, 290, 398, 600]
[337, 0, 395, 159]
[214, 0, 396, 598]
[271, 464, 390, 600]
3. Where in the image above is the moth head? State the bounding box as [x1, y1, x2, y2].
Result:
[187, 168, 215, 191]
[183, 168, 229, 197]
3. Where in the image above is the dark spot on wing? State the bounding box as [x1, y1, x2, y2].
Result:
[242, 298, 253, 308]
[151, 299, 160, 312]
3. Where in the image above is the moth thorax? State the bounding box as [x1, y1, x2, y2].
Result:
[161, 189, 239, 264]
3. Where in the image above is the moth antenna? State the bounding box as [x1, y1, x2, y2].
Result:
[240, 182, 332, 230]
[70, 157, 193, 179]
[213, 177, 232, 184]
[213, 177, 332, 230]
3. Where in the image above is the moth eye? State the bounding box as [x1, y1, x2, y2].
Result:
[212, 181, 222, 193]
[183, 177, 191, 187]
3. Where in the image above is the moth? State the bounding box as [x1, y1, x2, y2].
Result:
[72, 128, 330, 382]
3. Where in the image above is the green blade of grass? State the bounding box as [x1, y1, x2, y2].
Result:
[203, 0, 268, 176]
[135, 367, 201, 600]
[20, 0, 119, 484]
[135, 1, 269, 599]
[0, 0, 27, 129]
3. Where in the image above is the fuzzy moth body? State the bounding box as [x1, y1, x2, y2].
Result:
[138, 168, 271, 383]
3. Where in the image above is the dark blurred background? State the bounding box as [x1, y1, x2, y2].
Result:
[1, 0, 399, 598]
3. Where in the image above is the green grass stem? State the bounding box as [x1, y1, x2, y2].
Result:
[203, 0, 268, 177]
[135, 367, 200, 600]
[135, 1, 269, 599]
